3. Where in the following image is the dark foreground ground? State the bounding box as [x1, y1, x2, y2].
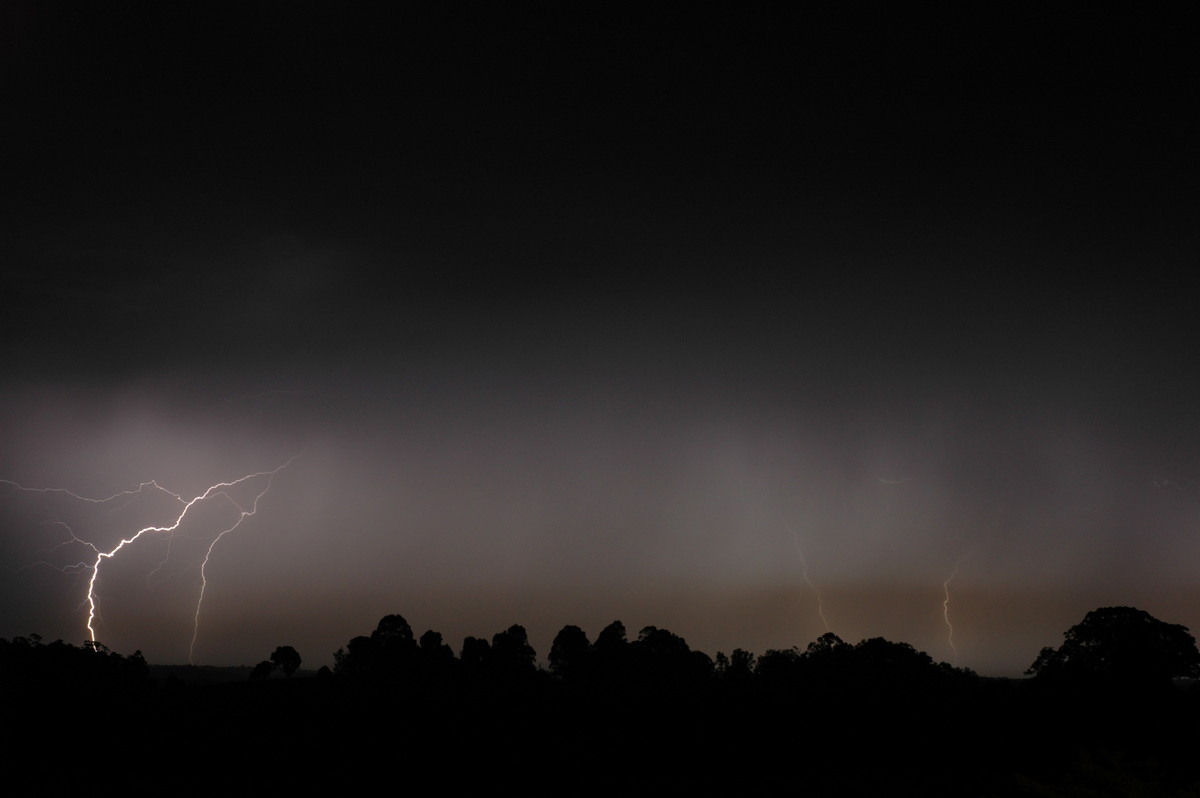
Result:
[6, 656, 1200, 796]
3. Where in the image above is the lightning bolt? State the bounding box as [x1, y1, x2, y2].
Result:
[942, 555, 966, 666]
[2, 456, 298, 663]
[783, 521, 831, 633]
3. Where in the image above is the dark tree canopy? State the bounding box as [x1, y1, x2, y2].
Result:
[635, 626, 691, 659]
[419, 629, 454, 662]
[250, 660, 276, 681]
[548, 624, 590, 678]
[270, 645, 302, 677]
[332, 615, 418, 676]
[490, 624, 536, 674]
[372, 614, 415, 648]
[806, 632, 851, 658]
[460, 635, 491, 670]
[594, 620, 627, 652]
[714, 648, 755, 679]
[1027, 606, 1200, 689]
[333, 635, 373, 676]
[0, 636, 150, 694]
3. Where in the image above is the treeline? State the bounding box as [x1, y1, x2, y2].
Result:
[315, 615, 992, 794]
[307, 608, 1200, 795]
[4, 607, 1200, 796]
[0, 633, 149, 693]
[327, 613, 977, 703]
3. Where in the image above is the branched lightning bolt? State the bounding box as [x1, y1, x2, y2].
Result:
[2, 456, 298, 663]
[783, 521, 831, 633]
[942, 555, 967, 666]
[0, 478, 182, 506]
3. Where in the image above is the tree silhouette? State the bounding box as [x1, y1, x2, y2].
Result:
[594, 620, 627, 652]
[334, 615, 419, 677]
[460, 636, 491, 672]
[548, 624, 590, 679]
[270, 645, 302, 677]
[1027, 606, 1200, 690]
[490, 624, 536, 675]
[333, 635, 372, 676]
[805, 631, 851, 659]
[372, 614, 415, 647]
[419, 629, 454, 662]
[250, 660, 276, 680]
[715, 647, 754, 681]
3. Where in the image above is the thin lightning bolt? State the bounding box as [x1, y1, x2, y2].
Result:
[2, 456, 298, 663]
[783, 521, 831, 633]
[942, 556, 966, 666]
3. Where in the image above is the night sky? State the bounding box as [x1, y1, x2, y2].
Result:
[2, 4, 1198, 675]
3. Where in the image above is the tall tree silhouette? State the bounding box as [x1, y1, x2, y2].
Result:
[548, 624, 590, 679]
[490, 624, 536, 676]
[1028, 606, 1200, 690]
